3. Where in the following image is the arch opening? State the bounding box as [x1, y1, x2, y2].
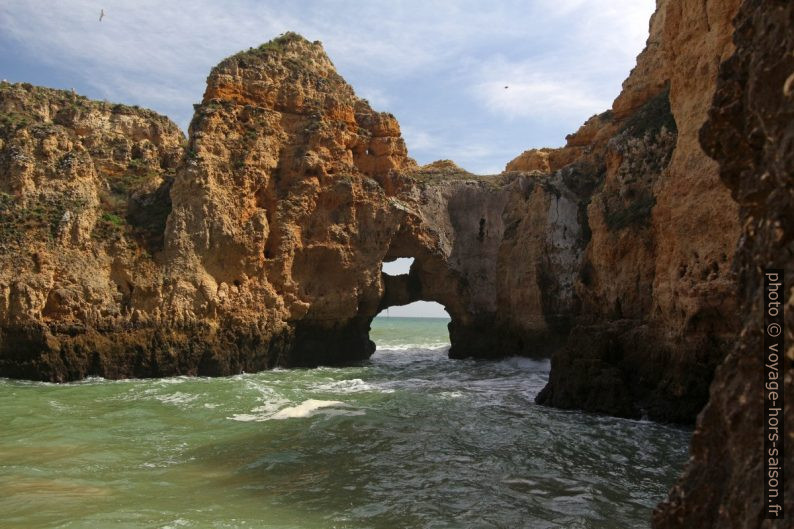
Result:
[370, 250, 456, 352]
[371, 301, 451, 351]
[381, 257, 414, 276]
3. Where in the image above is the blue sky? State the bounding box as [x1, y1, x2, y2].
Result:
[0, 0, 654, 316]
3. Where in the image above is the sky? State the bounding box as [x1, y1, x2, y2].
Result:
[0, 0, 654, 175]
[0, 0, 655, 317]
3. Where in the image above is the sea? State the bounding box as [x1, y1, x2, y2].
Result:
[0, 316, 691, 528]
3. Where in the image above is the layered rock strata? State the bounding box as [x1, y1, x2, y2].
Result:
[654, 0, 793, 526]
[0, 35, 589, 380]
[0, 0, 757, 433]
[0, 4, 790, 529]
[0, 82, 184, 380]
[534, 0, 743, 422]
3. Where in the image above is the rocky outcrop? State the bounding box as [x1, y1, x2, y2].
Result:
[390, 161, 597, 359]
[161, 34, 416, 369]
[0, 0, 770, 437]
[0, 4, 789, 528]
[0, 35, 590, 380]
[654, 0, 793, 526]
[533, 0, 743, 422]
[0, 82, 185, 380]
[0, 36, 421, 379]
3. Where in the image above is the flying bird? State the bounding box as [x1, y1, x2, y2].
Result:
[99, 9, 105, 22]
[504, 86, 509, 89]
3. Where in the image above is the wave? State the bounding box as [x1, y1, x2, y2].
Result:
[312, 378, 394, 394]
[230, 399, 364, 422]
[272, 399, 351, 419]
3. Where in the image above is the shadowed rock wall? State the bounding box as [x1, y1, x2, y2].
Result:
[533, 0, 743, 423]
[654, 0, 793, 526]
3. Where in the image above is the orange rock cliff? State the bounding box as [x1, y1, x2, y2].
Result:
[0, 34, 610, 382]
[1, 2, 792, 525]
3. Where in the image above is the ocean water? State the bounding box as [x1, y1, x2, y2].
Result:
[0, 317, 691, 529]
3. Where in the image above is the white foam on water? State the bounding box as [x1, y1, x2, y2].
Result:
[250, 402, 286, 414]
[313, 378, 393, 394]
[438, 391, 464, 399]
[155, 392, 199, 406]
[271, 399, 348, 419]
[155, 377, 188, 386]
[371, 348, 452, 369]
[228, 399, 360, 422]
[160, 519, 191, 529]
[228, 413, 262, 422]
[226, 400, 288, 422]
[495, 356, 550, 371]
[48, 399, 69, 411]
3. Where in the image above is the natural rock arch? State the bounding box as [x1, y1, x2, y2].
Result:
[0, 26, 740, 429]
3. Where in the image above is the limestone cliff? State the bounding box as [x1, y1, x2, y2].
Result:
[0, 1, 777, 445]
[0, 5, 791, 527]
[162, 34, 416, 369]
[0, 35, 420, 378]
[1, 34, 583, 379]
[0, 4, 746, 427]
[533, 0, 743, 422]
[389, 161, 595, 359]
[0, 82, 184, 379]
[654, 0, 793, 526]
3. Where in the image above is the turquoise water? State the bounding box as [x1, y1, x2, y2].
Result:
[0, 317, 690, 528]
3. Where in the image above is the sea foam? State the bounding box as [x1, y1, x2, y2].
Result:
[271, 399, 348, 419]
[230, 399, 361, 422]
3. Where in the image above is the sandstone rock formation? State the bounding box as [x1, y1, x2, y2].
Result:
[534, 0, 743, 423]
[0, 36, 418, 379]
[0, 1, 747, 424]
[0, 0, 774, 443]
[0, 35, 588, 380]
[0, 82, 184, 380]
[391, 161, 595, 360]
[162, 34, 415, 369]
[1, 3, 791, 527]
[654, 0, 793, 526]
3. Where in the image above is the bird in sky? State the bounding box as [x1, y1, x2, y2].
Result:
[504, 86, 509, 89]
[99, 9, 105, 22]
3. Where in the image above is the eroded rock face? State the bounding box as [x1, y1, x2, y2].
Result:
[0, 35, 587, 380]
[0, 5, 788, 528]
[533, 0, 743, 423]
[0, 82, 184, 380]
[389, 161, 596, 359]
[654, 1, 794, 526]
[162, 35, 416, 368]
[0, 1, 755, 431]
[0, 36, 424, 379]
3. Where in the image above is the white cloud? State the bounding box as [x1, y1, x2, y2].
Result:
[473, 73, 611, 121]
[401, 122, 519, 174]
[355, 86, 392, 110]
[533, 0, 589, 17]
[400, 125, 439, 153]
[379, 301, 449, 319]
[466, 1, 654, 122]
